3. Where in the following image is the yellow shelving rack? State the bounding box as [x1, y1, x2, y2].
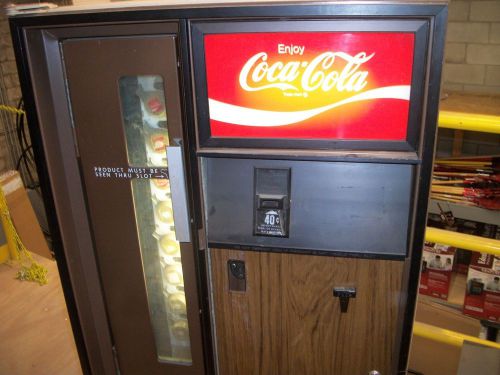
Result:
[412, 95, 500, 353]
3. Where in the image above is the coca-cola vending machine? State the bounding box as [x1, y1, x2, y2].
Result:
[9, 1, 447, 374]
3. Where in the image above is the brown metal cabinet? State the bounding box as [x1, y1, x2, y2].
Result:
[9, 2, 448, 375]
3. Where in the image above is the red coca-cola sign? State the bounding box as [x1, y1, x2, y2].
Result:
[204, 32, 415, 140]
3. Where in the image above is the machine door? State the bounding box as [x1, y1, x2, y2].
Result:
[62, 32, 205, 375]
[211, 249, 404, 375]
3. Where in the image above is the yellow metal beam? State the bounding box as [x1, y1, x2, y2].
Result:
[438, 111, 500, 134]
[413, 321, 500, 350]
[425, 227, 500, 257]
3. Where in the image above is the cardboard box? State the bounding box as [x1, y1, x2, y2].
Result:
[419, 242, 456, 300]
[0, 171, 52, 260]
[463, 253, 500, 322]
[427, 215, 499, 275]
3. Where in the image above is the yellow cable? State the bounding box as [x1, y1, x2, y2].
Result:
[0, 183, 48, 285]
[0, 189, 18, 261]
[0, 243, 9, 264]
[0, 104, 25, 116]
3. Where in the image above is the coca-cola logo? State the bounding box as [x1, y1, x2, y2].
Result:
[239, 44, 374, 95]
[203, 32, 415, 140]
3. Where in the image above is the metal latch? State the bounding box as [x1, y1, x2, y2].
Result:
[333, 286, 356, 313]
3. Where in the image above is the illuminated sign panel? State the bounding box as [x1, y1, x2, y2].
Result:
[204, 32, 415, 140]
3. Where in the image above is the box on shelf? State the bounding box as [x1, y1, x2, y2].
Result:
[464, 253, 500, 323]
[0, 171, 52, 260]
[419, 242, 456, 300]
[427, 214, 499, 275]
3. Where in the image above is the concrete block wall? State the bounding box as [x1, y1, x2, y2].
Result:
[0, 7, 21, 174]
[443, 0, 500, 94]
[0, 14, 21, 105]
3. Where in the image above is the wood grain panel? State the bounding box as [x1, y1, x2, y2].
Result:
[211, 249, 404, 375]
[211, 249, 283, 375]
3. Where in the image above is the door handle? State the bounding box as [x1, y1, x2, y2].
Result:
[166, 141, 191, 243]
[333, 286, 356, 313]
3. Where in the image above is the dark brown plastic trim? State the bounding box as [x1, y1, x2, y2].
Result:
[190, 18, 429, 154]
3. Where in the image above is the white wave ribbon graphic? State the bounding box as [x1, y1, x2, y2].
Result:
[209, 85, 411, 127]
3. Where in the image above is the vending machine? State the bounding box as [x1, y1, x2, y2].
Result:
[9, 1, 447, 374]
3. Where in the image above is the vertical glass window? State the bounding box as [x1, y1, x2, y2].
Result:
[119, 75, 191, 364]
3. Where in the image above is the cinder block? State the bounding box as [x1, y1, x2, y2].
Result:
[463, 84, 500, 94]
[446, 22, 489, 43]
[467, 44, 500, 65]
[3, 73, 20, 89]
[0, 35, 11, 47]
[0, 49, 7, 62]
[445, 43, 466, 63]
[443, 63, 485, 84]
[0, 20, 9, 33]
[442, 82, 464, 92]
[449, 1, 470, 21]
[1, 61, 17, 75]
[6, 48, 14, 61]
[485, 66, 500, 85]
[0, 47, 14, 63]
[491, 23, 500, 43]
[6, 86, 21, 104]
[470, 1, 500, 22]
